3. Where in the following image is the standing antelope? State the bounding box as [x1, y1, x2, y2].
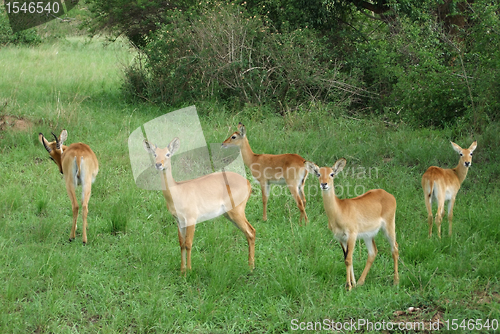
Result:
[306, 159, 399, 290]
[422, 141, 477, 238]
[143, 137, 256, 273]
[222, 123, 311, 224]
[39, 130, 99, 244]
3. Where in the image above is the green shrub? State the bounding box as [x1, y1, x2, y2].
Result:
[464, 1, 500, 129]
[351, 14, 468, 127]
[119, 0, 500, 129]
[123, 1, 362, 112]
[349, 0, 500, 130]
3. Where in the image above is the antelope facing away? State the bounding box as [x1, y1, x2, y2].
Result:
[39, 130, 99, 244]
[143, 137, 256, 273]
[422, 141, 477, 238]
[306, 159, 399, 290]
[222, 123, 312, 224]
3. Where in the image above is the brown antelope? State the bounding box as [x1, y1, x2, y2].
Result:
[143, 137, 256, 273]
[306, 159, 399, 290]
[422, 141, 477, 238]
[222, 123, 311, 224]
[39, 130, 99, 244]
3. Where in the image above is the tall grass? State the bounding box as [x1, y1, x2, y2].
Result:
[0, 38, 499, 333]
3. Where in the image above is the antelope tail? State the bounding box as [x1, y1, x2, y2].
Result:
[79, 157, 86, 202]
[424, 179, 434, 204]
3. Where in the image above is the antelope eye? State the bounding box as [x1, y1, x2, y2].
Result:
[330, 173, 334, 177]
[460, 153, 463, 156]
[470, 153, 473, 156]
[231, 135, 236, 139]
[166, 153, 171, 157]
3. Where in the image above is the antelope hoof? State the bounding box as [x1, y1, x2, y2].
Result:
[69, 238, 74, 242]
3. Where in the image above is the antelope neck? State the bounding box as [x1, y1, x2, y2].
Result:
[160, 162, 177, 195]
[321, 184, 341, 213]
[452, 162, 469, 184]
[239, 137, 257, 166]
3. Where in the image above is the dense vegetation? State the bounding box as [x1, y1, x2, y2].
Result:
[0, 1, 499, 332]
[2, 1, 499, 130]
[82, 0, 500, 130]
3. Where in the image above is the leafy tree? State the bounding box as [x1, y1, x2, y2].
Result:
[84, 0, 195, 47]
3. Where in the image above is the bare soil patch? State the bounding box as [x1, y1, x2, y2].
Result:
[0, 115, 34, 132]
[388, 306, 444, 333]
[475, 289, 500, 305]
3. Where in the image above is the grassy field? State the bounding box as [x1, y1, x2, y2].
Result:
[1, 38, 500, 333]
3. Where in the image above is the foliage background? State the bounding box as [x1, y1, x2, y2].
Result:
[2, 0, 499, 130]
[77, 0, 500, 131]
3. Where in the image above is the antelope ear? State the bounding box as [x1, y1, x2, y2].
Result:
[305, 161, 320, 177]
[332, 158, 347, 176]
[451, 141, 463, 154]
[238, 123, 246, 137]
[168, 137, 180, 155]
[469, 141, 477, 153]
[59, 130, 68, 146]
[143, 140, 156, 154]
[39, 133, 52, 153]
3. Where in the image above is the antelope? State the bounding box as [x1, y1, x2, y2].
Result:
[306, 159, 399, 290]
[422, 141, 477, 238]
[222, 123, 311, 224]
[143, 137, 256, 273]
[39, 130, 99, 244]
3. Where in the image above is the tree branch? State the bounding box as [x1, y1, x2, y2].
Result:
[355, 0, 391, 15]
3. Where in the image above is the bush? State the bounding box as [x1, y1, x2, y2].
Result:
[349, 0, 500, 130]
[120, 0, 499, 129]
[464, 1, 500, 129]
[123, 1, 362, 112]
[351, 13, 468, 127]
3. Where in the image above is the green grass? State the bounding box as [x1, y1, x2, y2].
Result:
[1, 37, 500, 333]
